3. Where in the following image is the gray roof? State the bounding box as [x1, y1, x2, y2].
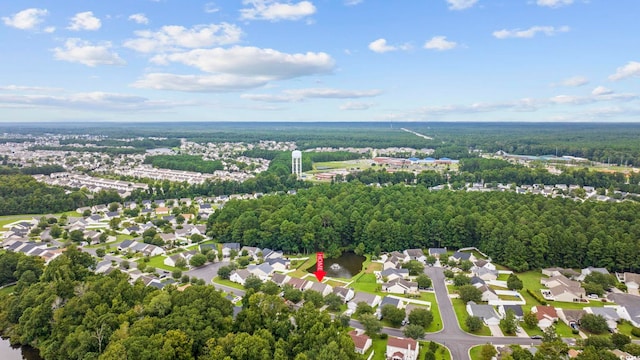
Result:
[589, 307, 621, 321]
[467, 301, 499, 320]
[351, 292, 378, 306]
[502, 305, 524, 317]
[119, 239, 134, 248]
[428, 248, 447, 255]
[380, 296, 401, 308]
[453, 251, 471, 261]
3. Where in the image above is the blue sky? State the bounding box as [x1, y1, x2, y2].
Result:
[1, 0, 639, 122]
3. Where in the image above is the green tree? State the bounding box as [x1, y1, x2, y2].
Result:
[416, 274, 432, 289]
[500, 309, 518, 335]
[354, 302, 374, 318]
[217, 265, 232, 280]
[580, 314, 609, 334]
[480, 343, 497, 360]
[244, 275, 263, 292]
[458, 285, 482, 303]
[611, 333, 631, 349]
[189, 253, 207, 267]
[283, 285, 303, 303]
[303, 290, 324, 308]
[324, 293, 343, 311]
[408, 308, 433, 329]
[402, 260, 424, 276]
[403, 324, 425, 340]
[380, 305, 405, 327]
[453, 274, 471, 287]
[466, 316, 483, 332]
[507, 273, 524, 291]
[359, 314, 382, 337]
[172, 269, 182, 279]
[524, 311, 538, 329]
[459, 260, 473, 272]
[95, 248, 106, 258]
[69, 229, 85, 243]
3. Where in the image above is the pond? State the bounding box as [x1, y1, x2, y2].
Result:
[307, 252, 365, 279]
[0, 337, 42, 360]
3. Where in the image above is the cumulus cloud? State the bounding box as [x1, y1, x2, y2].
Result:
[240, 0, 316, 21]
[368, 38, 411, 53]
[592, 86, 613, 96]
[53, 38, 125, 67]
[151, 46, 334, 79]
[493, 25, 569, 39]
[0, 85, 62, 92]
[340, 101, 372, 110]
[124, 23, 242, 53]
[242, 88, 382, 102]
[67, 11, 101, 31]
[2, 8, 48, 30]
[424, 36, 457, 51]
[608, 61, 640, 81]
[536, 0, 573, 8]
[553, 76, 589, 87]
[128, 13, 149, 25]
[446, 0, 478, 10]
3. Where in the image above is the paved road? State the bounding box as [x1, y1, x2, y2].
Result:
[415, 267, 541, 360]
[186, 261, 246, 296]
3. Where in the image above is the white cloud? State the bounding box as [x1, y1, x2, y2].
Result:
[204, 2, 220, 13]
[554, 76, 589, 87]
[424, 36, 457, 51]
[124, 23, 242, 53]
[68, 11, 101, 31]
[536, 0, 573, 8]
[128, 13, 149, 25]
[151, 46, 334, 79]
[608, 61, 640, 81]
[132, 73, 271, 92]
[2, 8, 48, 30]
[240, 0, 316, 21]
[53, 38, 125, 67]
[242, 88, 382, 102]
[44, 26, 56, 33]
[340, 101, 372, 110]
[0, 85, 62, 92]
[446, 0, 478, 10]
[368, 38, 411, 53]
[493, 25, 569, 39]
[0, 91, 189, 111]
[592, 86, 613, 96]
[344, 0, 363, 5]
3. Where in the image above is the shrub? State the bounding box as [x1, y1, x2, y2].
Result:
[631, 327, 640, 337]
[526, 288, 547, 305]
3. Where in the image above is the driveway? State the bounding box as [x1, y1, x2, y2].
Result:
[186, 261, 245, 295]
[488, 324, 504, 337]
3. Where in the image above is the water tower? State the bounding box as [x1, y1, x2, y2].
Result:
[292, 150, 302, 178]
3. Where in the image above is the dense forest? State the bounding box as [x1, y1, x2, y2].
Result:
[0, 249, 358, 360]
[207, 183, 640, 272]
[59, 138, 180, 149]
[0, 174, 122, 216]
[144, 155, 224, 174]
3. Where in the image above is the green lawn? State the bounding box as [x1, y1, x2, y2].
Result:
[419, 341, 451, 360]
[0, 214, 34, 228]
[555, 322, 580, 338]
[522, 325, 544, 337]
[366, 336, 387, 360]
[213, 277, 246, 290]
[0, 285, 16, 296]
[137, 254, 177, 272]
[351, 273, 380, 293]
[469, 345, 483, 360]
[618, 320, 639, 338]
[497, 273, 509, 281]
[451, 298, 491, 336]
[415, 292, 442, 333]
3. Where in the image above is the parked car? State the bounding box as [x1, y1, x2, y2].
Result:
[530, 335, 543, 339]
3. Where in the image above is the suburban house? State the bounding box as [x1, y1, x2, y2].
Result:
[404, 249, 426, 263]
[470, 276, 486, 287]
[466, 301, 501, 326]
[541, 274, 586, 302]
[622, 272, 640, 293]
[532, 305, 558, 329]
[348, 292, 382, 312]
[472, 267, 499, 281]
[348, 330, 372, 355]
[383, 256, 403, 270]
[498, 304, 524, 320]
[287, 277, 311, 291]
[241, 246, 262, 260]
[450, 251, 475, 263]
[229, 269, 252, 286]
[382, 278, 418, 295]
[262, 248, 283, 260]
[542, 267, 579, 279]
[381, 268, 409, 282]
[386, 336, 419, 360]
[266, 257, 290, 272]
[586, 307, 622, 331]
[164, 250, 197, 267]
[477, 285, 500, 302]
[428, 248, 447, 258]
[577, 266, 610, 281]
[333, 286, 355, 303]
[247, 263, 274, 281]
[608, 294, 640, 327]
[270, 273, 291, 287]
[473, 259, 496, 271]
[118, 240, 165, 257]
[222, 243, 241, 257]
[404, 304, 430, 322]
[308, 281, 333, 296]
[155, 207, 170, 215]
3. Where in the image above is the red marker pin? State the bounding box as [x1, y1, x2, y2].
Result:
[314, 252, 326, 282]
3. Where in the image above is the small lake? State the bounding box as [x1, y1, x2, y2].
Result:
[307, 252, 365, 279]
[0, 337, 42, 360]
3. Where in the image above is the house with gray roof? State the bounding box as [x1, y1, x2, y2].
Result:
[428, 248, 447, 258]
[608, 293, 640, 327]
[348, 292, 382, 312]
[466, 301, 501, 326]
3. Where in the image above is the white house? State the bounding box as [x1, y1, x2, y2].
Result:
[404, 249, 426, 263]
[308, 282, 333, 296]
[230, 269, 252, 286]
[247, 263, 274, 281]
[532, 305, 558, 330]
[382, 278, 418, 295]
[466, 301, 501, 326]
[386, 337, 419, 360]
[348, 330, 372, 355]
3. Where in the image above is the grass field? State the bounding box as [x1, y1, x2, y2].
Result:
[137, 254, 177, 272]
[0, 285, 16, 296]
[420, 291, 443, 333]
[469, 344, 494, 360]
[351, 273, 379, 293]
[451, 298, 491, 336]
[213, 277, 245, 290]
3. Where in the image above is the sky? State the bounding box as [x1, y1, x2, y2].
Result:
[1, 0, 639, 123]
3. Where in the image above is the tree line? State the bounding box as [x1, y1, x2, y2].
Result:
[144, 155, 224, 174]
[207, 182, 640, 272]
